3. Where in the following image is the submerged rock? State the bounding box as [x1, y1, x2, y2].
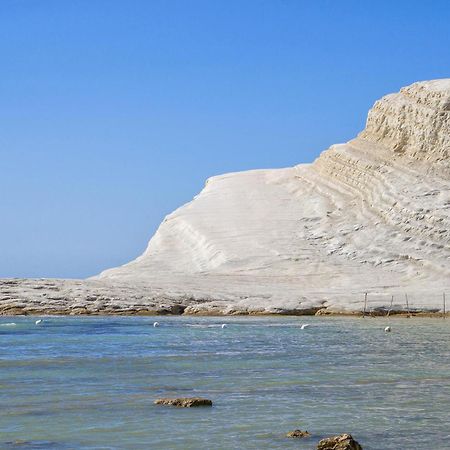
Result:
[154, 397, 212, 407]
[286, 429, 311, 438]
[317, 433, 362, 450]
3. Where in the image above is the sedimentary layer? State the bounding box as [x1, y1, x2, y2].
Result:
[2, 79, 449, 315]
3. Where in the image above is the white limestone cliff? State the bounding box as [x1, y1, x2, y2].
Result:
[1, 79, 450, 315]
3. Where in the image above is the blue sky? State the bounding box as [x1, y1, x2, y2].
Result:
[1, 0, 449, 278]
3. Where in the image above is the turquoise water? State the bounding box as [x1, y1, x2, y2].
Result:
[1, 316, 449, 449]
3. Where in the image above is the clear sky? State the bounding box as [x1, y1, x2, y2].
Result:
[1, 0, 449, 279]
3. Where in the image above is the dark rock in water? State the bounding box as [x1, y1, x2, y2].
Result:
[154, 397, 212, 407]
[317, 433, 363, 450]
[286, 429, 311, 438]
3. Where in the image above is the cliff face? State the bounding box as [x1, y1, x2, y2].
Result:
[2, 80, 450, 315]
[360, 80, 450, 165]
[90, 80, 450, 313]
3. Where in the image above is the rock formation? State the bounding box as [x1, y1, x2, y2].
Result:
[317, 433, 363, 450]
[1, 79, 449, 315]
[154, 398, 213, 407]
[286, 429, 311, 438]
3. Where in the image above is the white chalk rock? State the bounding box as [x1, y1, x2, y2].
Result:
[93, 80, 450, 314]
[0, 79, 426, 317]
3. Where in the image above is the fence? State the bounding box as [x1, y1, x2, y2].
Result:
[360, 291, 447, 317]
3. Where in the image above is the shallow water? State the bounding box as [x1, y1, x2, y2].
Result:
[1, 315, 449, 449]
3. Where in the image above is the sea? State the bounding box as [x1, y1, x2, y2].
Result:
[1, 315, 449, 449]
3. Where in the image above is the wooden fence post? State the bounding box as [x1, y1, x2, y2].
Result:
[387, 295, 393, 317]
[444, 292, 446, 319]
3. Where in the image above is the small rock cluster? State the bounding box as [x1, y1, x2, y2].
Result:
[156, 400, 363, 448]
[286, 430, 362, 449]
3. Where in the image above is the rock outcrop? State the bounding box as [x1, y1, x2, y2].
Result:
[286, 429, 311, 438]
[1, 79, 449, 315]
[317, 433, 363, 450]
[154, 398, 212, 407]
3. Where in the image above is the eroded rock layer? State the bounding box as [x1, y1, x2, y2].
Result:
[2, 79, 450, 315]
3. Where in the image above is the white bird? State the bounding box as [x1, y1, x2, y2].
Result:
[300, 324, 310, 330]
[153, 321, 159, 327]
[384, 326, 391, 332]
[35, 319, 42, 325]
[221, 324, 227, 329]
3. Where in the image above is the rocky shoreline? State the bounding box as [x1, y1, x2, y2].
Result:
[1, 278, 446, 317]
